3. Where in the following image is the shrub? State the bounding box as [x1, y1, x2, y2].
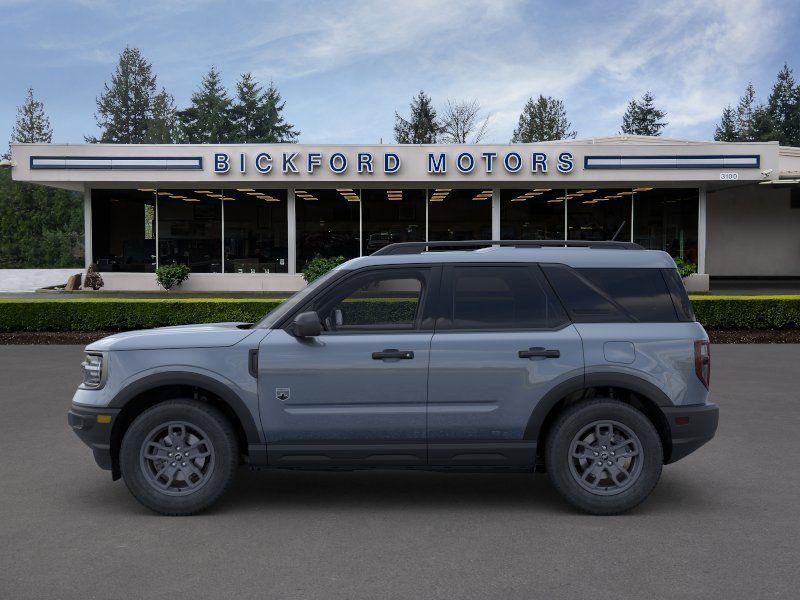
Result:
[302, 255, 346, 283]
[0, 299, 284, 332]
[156, 264, 191, 290]
[689, 295, 800, 330]
[83, 263, 104, 290]
[3, 295, 800, 333]
[674, 258, 697, 279]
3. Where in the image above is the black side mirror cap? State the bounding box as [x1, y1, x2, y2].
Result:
[291, 311, 322, 337]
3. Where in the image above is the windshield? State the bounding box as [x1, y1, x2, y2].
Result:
[257, 267, 343, 328]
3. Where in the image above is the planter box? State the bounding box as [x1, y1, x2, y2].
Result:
[683, 273, 709, 293]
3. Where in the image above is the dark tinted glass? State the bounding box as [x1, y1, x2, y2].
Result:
[449, 266, 567, 330]
[542, 265, 626, 322]
[577, 268, 677, 322]
[662, 268, 696, 321]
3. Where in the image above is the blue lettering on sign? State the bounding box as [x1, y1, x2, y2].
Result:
[214, 153, 230, 173]
[384, 153, 400, 174]
[482, 152, 497, 173]
[307, 152, 322, 174]
[329, 152, 348, 174]
[357, 152, 374, 173]
[557, 152, 574, 173]
[255, 152, 272, 174]
[239, 153, 247, 173]
[283, 152, 299, 173]
[503, 152, 522, 173]
[428, 152, 447, 173]
[532, 152, 547, 173]
[457, 152, 475, 174]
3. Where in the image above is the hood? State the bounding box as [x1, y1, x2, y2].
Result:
[86, 322, 257, 352]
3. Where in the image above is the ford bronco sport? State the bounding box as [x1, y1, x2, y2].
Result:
[68, 240, 718, 515]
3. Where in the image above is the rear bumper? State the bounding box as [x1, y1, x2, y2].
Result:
[68, 405, 120, 471]
[663, 402, 719, 464]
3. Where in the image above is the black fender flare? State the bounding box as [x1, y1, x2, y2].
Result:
[523, 372, 672, 441]
[108, 371, 262, 444]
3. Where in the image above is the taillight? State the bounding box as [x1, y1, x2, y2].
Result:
[694, 340, 711, 389]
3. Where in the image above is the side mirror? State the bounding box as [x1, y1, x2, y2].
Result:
[291, 311, 322, 337]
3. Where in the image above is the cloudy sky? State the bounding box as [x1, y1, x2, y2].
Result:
[1, 0, 798, 146]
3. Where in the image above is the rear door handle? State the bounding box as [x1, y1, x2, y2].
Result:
[518, 347, 560, 359]
[372, 349, 414, 360]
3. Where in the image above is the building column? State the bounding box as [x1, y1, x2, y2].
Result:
[698, 185, 707, 275]
[287, 187, 296, 275]
[491, 188, 501, 239]
[83, 186, 92, 270]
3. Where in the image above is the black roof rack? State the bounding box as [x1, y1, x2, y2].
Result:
[372, 240, 644, 256]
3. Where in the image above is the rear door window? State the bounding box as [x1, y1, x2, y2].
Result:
[446, 265, 568, 330]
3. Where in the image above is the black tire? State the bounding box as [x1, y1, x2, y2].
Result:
[120, 399, 238, 515]
[545, 399, 663, 515]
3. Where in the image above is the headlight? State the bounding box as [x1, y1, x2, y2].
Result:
[82, 353, 104, 388]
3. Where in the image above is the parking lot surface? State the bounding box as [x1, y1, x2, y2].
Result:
[0, 344, 798, 599]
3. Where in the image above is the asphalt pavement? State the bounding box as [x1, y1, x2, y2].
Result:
[0, 344, 798, 599]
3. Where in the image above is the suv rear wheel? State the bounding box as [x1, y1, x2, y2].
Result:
[120, 400, 238, 515]
[545, 399, 663, 515]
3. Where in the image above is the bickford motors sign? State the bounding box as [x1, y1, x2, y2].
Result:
[213, 150, 576, 176]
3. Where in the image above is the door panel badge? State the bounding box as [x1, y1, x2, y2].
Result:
[275, 388, 290, 402]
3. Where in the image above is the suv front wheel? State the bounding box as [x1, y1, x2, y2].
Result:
[546, 399, 663, 515]
[120, 399, 238, 515]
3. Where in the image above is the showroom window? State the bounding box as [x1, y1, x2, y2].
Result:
[222, 188, 288, 273]
[567, 188, 632, 241]
[157, 189, 222, 273]
[633, 188, 698, 262]
[361, 188, 426, 254]
[428, 188, 492, 242]
[91, 189, 156, 272]
[501, 188, 565, 240]
[296, 188, 360, 271]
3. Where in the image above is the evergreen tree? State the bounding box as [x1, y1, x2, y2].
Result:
[178, 66, 234, 143]
[394, 91, 440, 143]
[88, 47, 157, 143]
[750, 104, 778, 142]
[714, 105, 738, 141]
[145, 88, 179, 143]
[232, 72, 262, 142]
[6, 88, 52, 157]
[734, 83, 758, 141]
[510, 95, 575, 143]
[231, 74, 299, 143]
[621, 91, 667, 136]
[260, 81, 299, 142]
[767, 63, 800, 146]
[2, 90, 83, 267]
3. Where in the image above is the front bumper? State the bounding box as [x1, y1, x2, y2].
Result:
[68, 405, 121, 471]
[663, 402, 719, 464]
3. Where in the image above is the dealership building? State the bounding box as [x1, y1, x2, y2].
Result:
[10, 136, 800, 292]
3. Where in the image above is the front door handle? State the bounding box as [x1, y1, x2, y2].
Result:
[518, 347, 560, 359]
[372, 349, 414, 360]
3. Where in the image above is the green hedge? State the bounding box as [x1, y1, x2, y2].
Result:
[689, 295, 800, 329]
[2, 295, 800, 332]
[0, 299, 283, 332]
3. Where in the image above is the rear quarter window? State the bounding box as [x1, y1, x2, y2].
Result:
[542, 265, 681, 323]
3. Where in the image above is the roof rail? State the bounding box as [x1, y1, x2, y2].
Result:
[372, 240, 644, 256]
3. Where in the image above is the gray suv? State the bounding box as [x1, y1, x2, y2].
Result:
[68, 240, 718, 516]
